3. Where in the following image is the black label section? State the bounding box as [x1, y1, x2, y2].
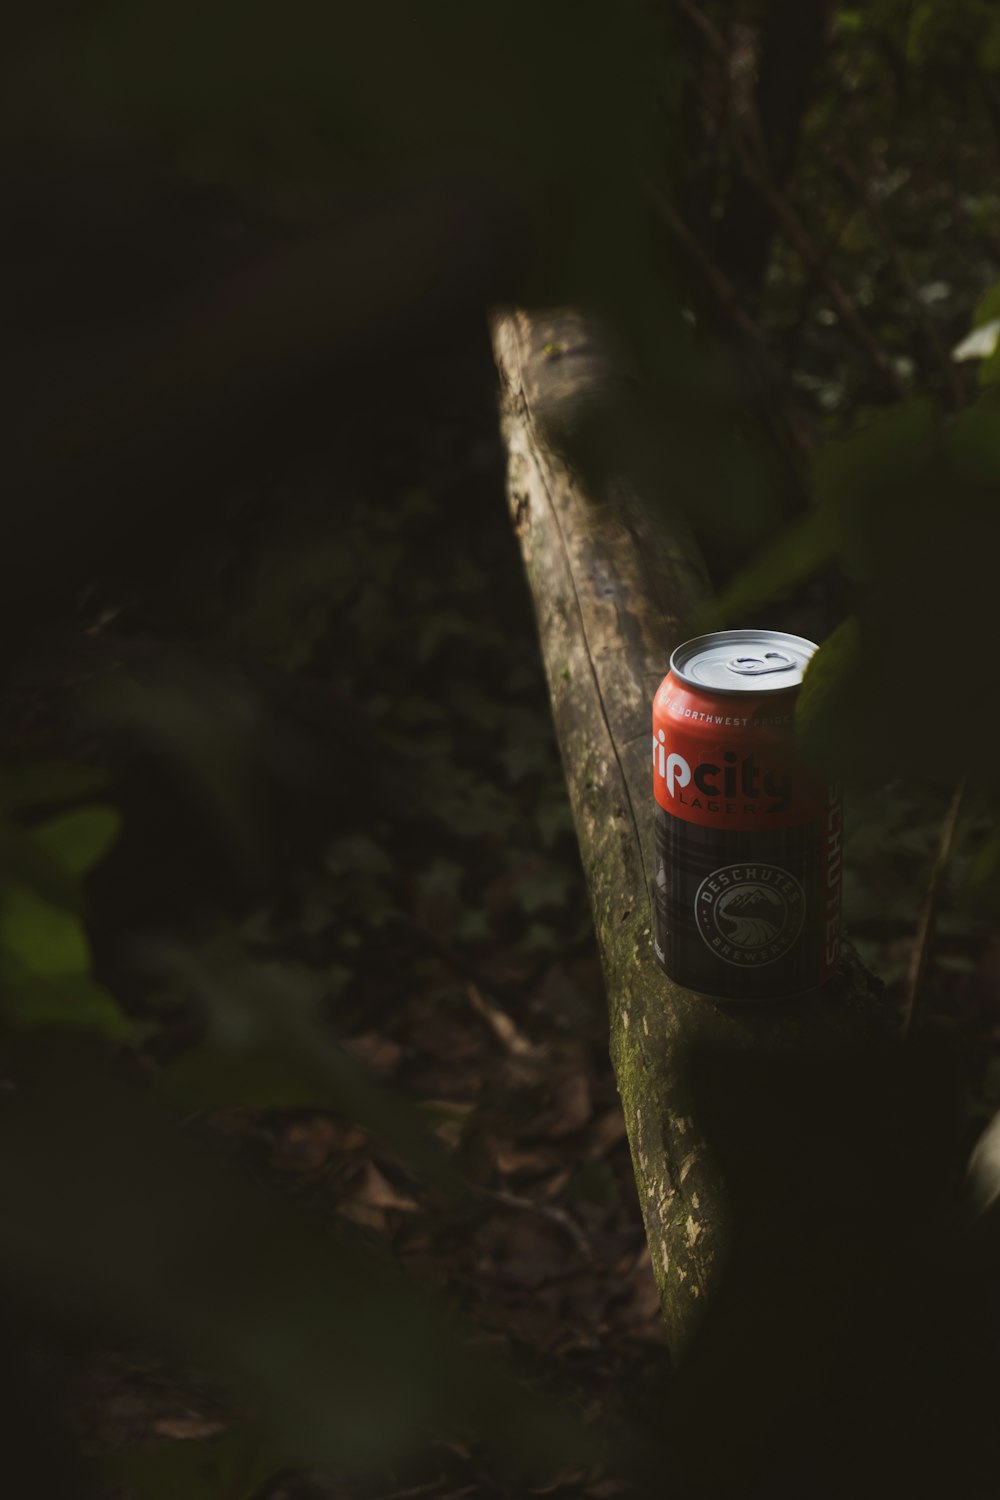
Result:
[654, 806, 824, 999]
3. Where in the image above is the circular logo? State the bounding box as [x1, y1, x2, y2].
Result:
[694, 863, 804, 968]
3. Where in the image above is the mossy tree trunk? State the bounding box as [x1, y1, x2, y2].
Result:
[491, 308, 933, 1494]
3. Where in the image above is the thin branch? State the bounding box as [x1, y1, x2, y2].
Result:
[733, 145, 906, 393]
[648, 179, 814, 467]
[900, 779, 967, 1041]
[674, 0, 727, 61]
[670, 0, 905, 395]
[779, 196, 863, 377]
[476, 1184, 594, 1261]
[650, 181, 770, 349]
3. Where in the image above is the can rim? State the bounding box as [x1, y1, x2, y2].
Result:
[669, 628, 818, 696]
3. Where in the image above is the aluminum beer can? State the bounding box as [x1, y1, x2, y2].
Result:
[652, 629, 842, 999]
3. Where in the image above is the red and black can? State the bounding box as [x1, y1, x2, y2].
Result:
[652, 630, 842, 999]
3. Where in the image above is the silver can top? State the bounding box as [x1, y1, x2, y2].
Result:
[669, 629, 818, 695]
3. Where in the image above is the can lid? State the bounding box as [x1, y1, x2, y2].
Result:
[669, 629, 818, 695]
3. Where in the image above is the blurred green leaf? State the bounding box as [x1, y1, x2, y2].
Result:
[34, 804, 121, 877]
[795, 616, 863, 772]
[418, 765, 516, 839]
[0, 767, 116, 915]
[151, 940, 458, 1189]
[959, 279, 1000, 381]
[965, 824, 1000, 898]
[0, 762, 109, 810]
[416, 857, 465, 906]
[933, 953, 977, 975]
[162, 1045, 345, 1114]
[536, 798, 574, 849]
[972, 275, 1000, 329]
[100, 1426, 280, 1500]
[453, 908, 492, 942]
[697, 511, 835, 631]
[514, 866, 576, 914]
[0, 800, 128, 1038]
[326, 833, 394, 880]
[94, 671, 263, 873]
[0, 821, 82, 914]
[517, 922, 560, 958]
[500, 740, 554, 782]
[2, 978, 131, 1040]
[0, 1035, 599, 1481]
[0, 886, 90, 980]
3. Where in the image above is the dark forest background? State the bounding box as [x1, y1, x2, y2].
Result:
[2, 3, 1000, 1497]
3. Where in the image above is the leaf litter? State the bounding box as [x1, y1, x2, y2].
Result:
[59, 327, 665, 1500]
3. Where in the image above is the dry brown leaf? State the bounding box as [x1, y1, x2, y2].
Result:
[494, 1141, 563, 1177]
[150, 1414, 227, 1440]
[269, 1115, 363, 1172]
[538, 1167, 573, 1199]
[621, 1246, 667, 1335]
[422, 1098, 476, 1150]
[476, 1211, 573, 1288]
[354, 1159, 419, 1213]
[530, 1468, 589, 1494]
[466, 984, 542, 1059]
[588, 1108, 627, 1156]
[545, 1073, 592, 1136]
[336, 1200, 387, 1233]
[342, 1031, 403, 1074]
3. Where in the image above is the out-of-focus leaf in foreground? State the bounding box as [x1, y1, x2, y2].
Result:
[794, 616, 866, 780]
[0, 1035, 598, 1482]
[0, 799, 129, 1040]
[99, 1425, 283, 1500]
[152, 937, 460, 1192]
[707, 385, 1000, 797]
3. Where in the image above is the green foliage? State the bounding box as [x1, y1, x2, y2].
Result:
[711, 357, 1000, 806]
[155, 937, 459, 1188]
[2, 0, 1000, 1490]
[0, 1034, 596, 1488]
[100, 1426, 281, 1500]
[93, 669, 265, 874]
[0, 779, 128, 1041]
[794, 616, 863, 776]
[971, 276, 1000, 385]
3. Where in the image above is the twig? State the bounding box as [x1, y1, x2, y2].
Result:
[648, 179, 815, 472]
[650, 182, 775, 348]
[670, 0, 905, 395]
[477, 1184, 593, 1261]
[673, 0, 727, 61]
[900, 779, 967, 1040]
[735, 146, 905, 392]
[465, 982, 543, 1060]
[834, 154, 966, 408]
[780, 197, 862, 375]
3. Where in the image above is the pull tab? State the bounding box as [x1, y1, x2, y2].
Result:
[726, 651, 795, 677]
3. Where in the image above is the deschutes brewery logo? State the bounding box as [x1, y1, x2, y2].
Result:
[694, 863, 805, 968]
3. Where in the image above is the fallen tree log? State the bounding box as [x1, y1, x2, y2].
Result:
[490, 308, 926, 1493]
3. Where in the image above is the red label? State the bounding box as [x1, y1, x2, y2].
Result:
[652, 672, 826, 832]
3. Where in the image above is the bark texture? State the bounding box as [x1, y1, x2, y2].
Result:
[492, 307, 901, 1488]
